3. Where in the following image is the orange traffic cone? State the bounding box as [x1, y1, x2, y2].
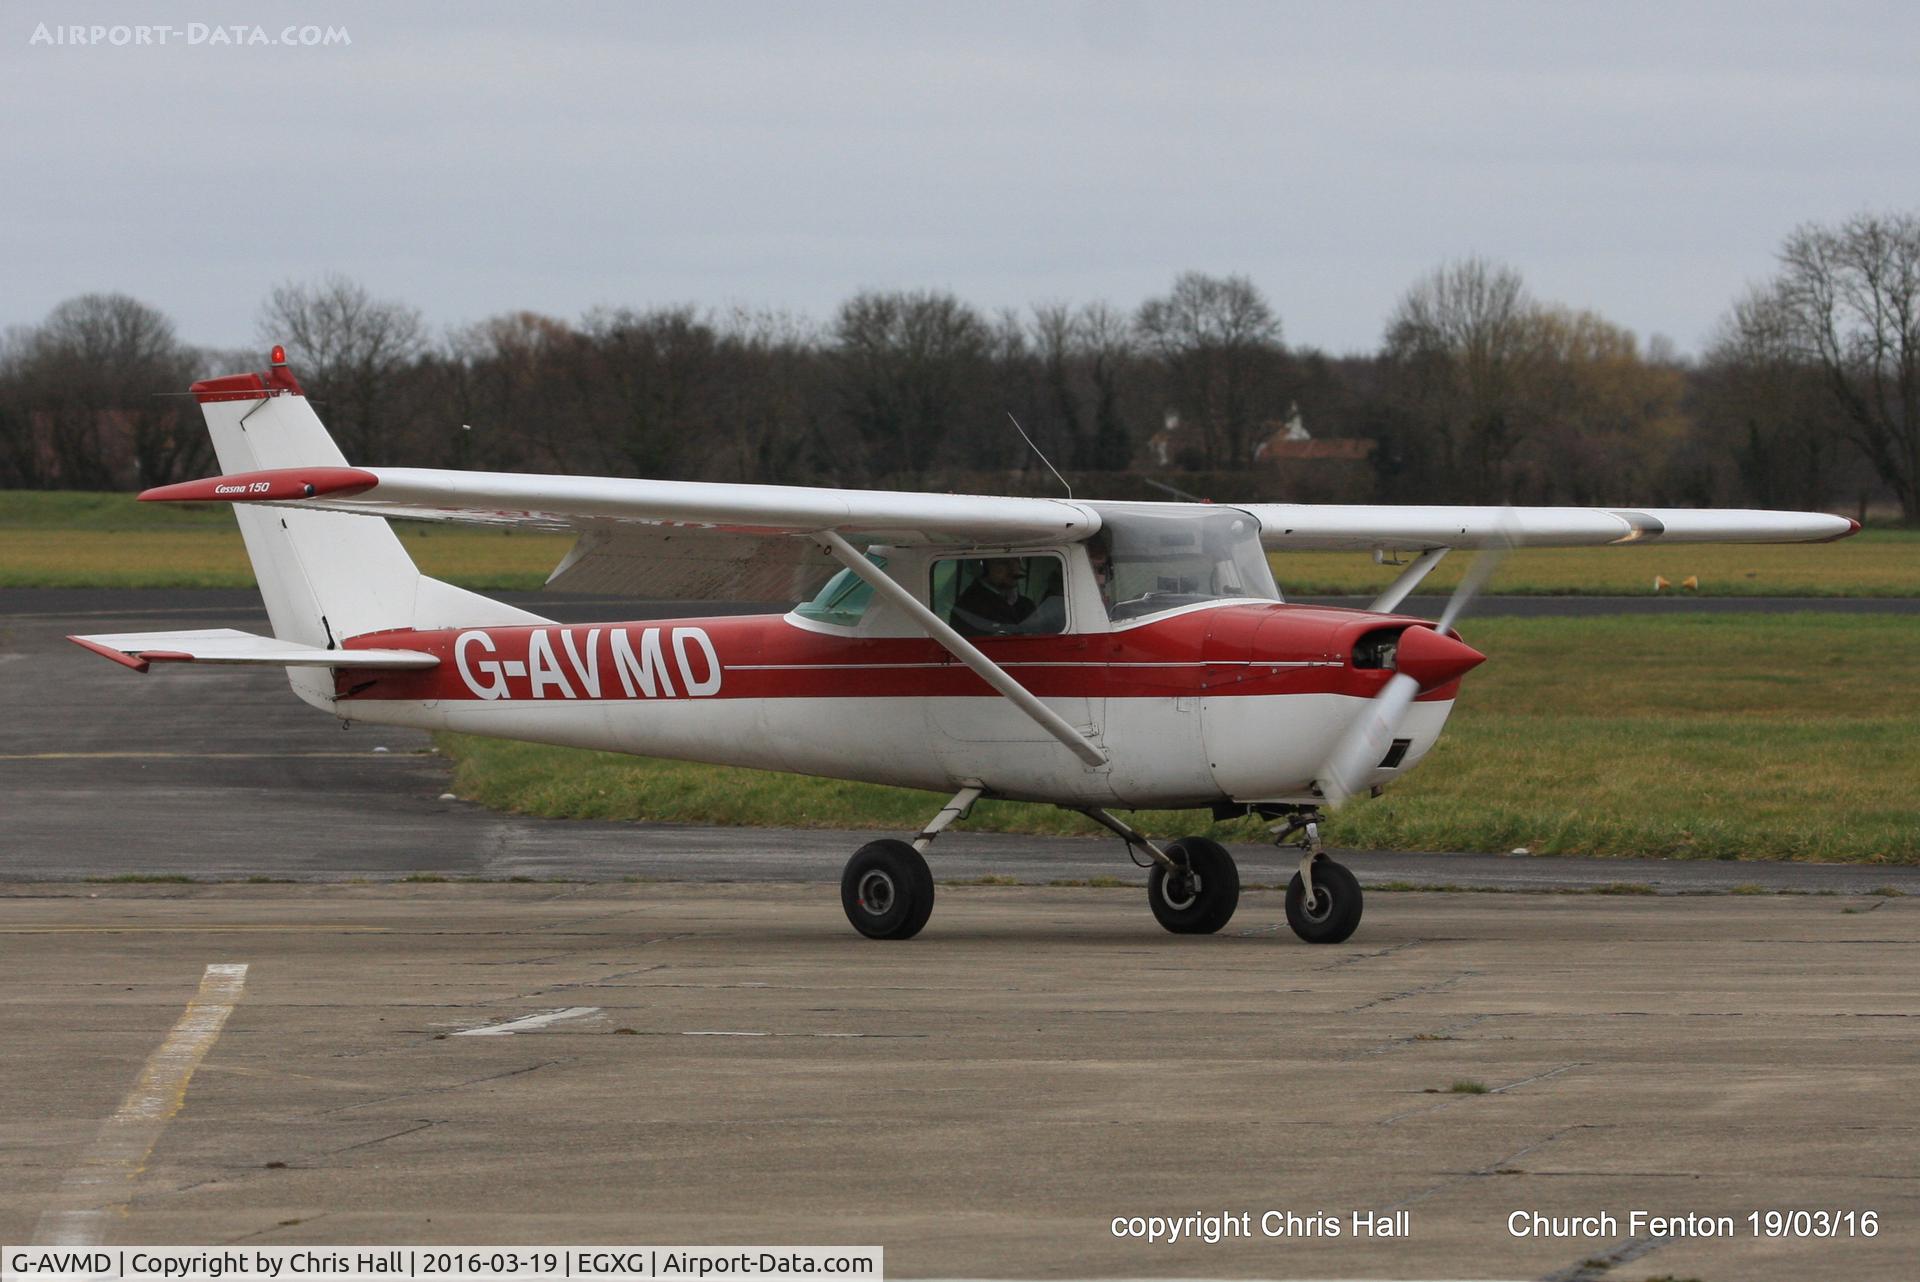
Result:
[1653, 575, 1670, 592]
[1680, 575, 1699, 591]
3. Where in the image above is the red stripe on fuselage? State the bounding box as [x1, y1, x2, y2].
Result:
[336, 605, 1463, 704]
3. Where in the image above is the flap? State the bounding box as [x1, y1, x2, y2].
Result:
[546, 525, 843, 600]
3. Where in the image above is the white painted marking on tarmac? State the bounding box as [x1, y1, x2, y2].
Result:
[682, 1030, 894, 1038]
[452, 1006, 602, 1037]
[30, 962, 249, 1246]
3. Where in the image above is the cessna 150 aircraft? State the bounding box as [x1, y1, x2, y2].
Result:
[71, 350, 1857, 943]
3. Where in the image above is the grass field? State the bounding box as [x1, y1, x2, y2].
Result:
[2, 490, 1914, 595]
[440, 614, 1920, 864]
[0, 491, 570, 589]
[1272, 533, 1918, 597]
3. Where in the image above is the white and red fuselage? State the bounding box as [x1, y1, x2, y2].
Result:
[335, 599, 1465, 809]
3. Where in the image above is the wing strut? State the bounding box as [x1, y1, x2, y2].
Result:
[1367, 547, 1450, 614]
[816, 531, 1108, 768]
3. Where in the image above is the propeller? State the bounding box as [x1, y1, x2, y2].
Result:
[1314, 529, 1513, 806]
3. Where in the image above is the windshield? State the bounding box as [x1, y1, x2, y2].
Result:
[793, 554, 884, 627]
[1094, 505, 1278, 622]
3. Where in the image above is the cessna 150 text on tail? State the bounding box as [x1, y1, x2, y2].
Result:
[71, 349, 1858, 943]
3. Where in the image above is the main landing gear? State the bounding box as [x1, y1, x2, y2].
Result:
[1078, 808, 1241, 934]
[840, 785, 981, 940]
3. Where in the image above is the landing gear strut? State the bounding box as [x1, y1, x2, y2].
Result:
[1077, 807, 1241, 934]
[1271, 811, 1363, 944]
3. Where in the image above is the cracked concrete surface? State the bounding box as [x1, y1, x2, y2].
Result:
[0, 881, 1913, 1279]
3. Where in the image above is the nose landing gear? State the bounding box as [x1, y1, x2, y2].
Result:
[1271, 811, 1364, 944]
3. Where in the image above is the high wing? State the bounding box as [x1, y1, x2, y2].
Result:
[144, 468, 1854, 552]
[139, 467, 1858, 602]
[139, 466, 1095, 544]
[140, 466, 1100, 600]
[1243, 504, 1857, 550]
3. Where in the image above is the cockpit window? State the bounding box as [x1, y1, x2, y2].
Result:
[1095, 505, 1279, 622]
[793, 554, 885, 628]
[932, 555, 1066, 637]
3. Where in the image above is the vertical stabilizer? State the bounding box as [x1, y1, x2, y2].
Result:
[188, 349, 545, 711]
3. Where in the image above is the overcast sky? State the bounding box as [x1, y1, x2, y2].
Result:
[6, 1, 1917, 358]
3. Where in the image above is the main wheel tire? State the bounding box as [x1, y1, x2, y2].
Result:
[1147, 837, 1240, 934]
[1285, 857, 1363, 944]
[841, 839, 935, 940]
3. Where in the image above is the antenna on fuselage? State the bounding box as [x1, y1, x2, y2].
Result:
[1141, 476, 1207, 503]
[1006, 412, 1072, 500]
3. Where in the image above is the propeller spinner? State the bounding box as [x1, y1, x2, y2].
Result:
[1315, 542, 1503, 805]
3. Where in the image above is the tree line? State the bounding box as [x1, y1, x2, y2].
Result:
[1, 209, 1913, 521]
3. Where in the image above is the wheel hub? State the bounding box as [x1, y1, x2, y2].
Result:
[858, 869, 896, 916]
[1162, 868, 1201, 911]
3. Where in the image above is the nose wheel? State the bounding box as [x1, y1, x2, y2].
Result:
[1285, 857, 1362, 942]
[1270, 813, 1364, 944]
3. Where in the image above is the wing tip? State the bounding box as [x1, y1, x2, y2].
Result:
[1805, 516, 1864, 543]
[138, 467, 379, 504]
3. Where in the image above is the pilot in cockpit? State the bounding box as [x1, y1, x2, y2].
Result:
[952, 558, 1037, 635]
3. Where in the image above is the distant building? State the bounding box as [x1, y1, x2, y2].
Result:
[1147, 403, 1373, 469]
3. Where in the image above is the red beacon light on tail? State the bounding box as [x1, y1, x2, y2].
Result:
[260, 343, 304, 396]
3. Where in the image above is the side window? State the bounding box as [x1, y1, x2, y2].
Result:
[935, 555, 1066, 637]
[793, 554, 885, 628]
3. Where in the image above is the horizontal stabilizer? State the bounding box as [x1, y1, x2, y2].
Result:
[68, 628, 438, 674]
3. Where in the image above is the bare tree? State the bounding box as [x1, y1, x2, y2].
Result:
[258, 275, 426, 463]
[1023, 302, 1083, 478]
[1383, 258, 1535, 500]
[1075, 302, 1137, 471]
[831, 290, 991, 482]
[0, 326, 43, 488]
[15, 294, 205, 488]
[1694, 285, 1848, 510]
[1517, 306, 1686, 505]
[441, 311, 585, 471]
[576, 306, 722, 480]
[1774, 212, 1920, 521]
[714, 307, 834, 484]
[1135, 272, 1285, 469]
